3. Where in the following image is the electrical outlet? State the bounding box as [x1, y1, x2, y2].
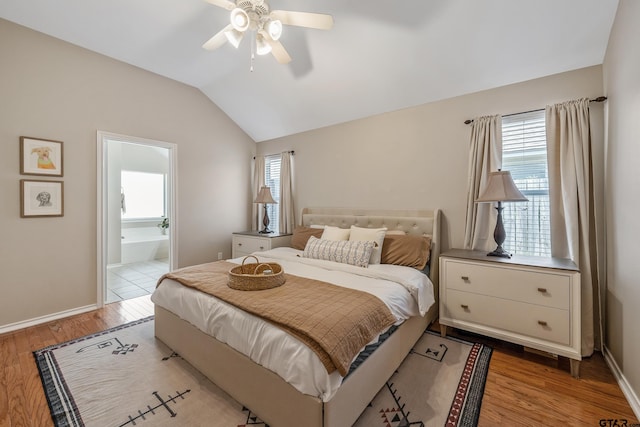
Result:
[218, 252, 223, 260]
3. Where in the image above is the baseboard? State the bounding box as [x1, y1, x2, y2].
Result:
[603, 345, 640, 421]
[0, 304, 98, 335]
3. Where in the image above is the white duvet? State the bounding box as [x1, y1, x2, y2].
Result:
[151, 247, 435, 401]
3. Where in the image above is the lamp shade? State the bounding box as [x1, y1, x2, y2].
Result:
[256, 33, 272, 56]
[476, 170, 528, 203]
[225, 28, 245, 48]
[254, 186, 277, 204]
[230, 8, 250, 32]
[266, 19, 282, 41]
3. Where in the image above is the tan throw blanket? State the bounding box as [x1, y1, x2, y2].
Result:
[159, 261, 396, 376]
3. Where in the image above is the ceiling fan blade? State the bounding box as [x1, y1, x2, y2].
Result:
[270, 10, 334, 30]
[202, 24, 232, 50]
[268, 39, 292, 64]
[203, 0, 236, 11]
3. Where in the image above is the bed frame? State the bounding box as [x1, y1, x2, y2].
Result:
[154, 208, 441, 427]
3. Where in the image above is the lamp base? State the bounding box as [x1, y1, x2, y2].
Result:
[259, 205, 273, 234]
[487, 246, 512, 258]
[487, 202, 511, 258]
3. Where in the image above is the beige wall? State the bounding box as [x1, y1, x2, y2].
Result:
[0, 19, 255, 327]
[603, 0, 640, 412]
[258, 66, 605, 254]
[3, 12, 632, 408]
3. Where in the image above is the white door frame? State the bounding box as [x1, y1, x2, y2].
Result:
[96, 131, 178, 307]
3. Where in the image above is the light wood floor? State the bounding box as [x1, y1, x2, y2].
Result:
[436, 323, 639, 426]
[0, 295, 637, 426]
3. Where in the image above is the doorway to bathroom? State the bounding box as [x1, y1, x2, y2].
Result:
[97, 131, 177, 306]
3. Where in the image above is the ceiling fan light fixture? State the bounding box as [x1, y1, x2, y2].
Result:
[204, 0, 334, 67]
[266, 19, 282, 41]
[225, 28, 244, 48]
[230, 8, 250, 32]
[256, 33, 272, 55]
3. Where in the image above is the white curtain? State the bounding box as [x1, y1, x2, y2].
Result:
[546, 98, 603, 356]
[252, 156, 265, 231]
[279, 152, 295, 234]
[463, 115, 502, 251]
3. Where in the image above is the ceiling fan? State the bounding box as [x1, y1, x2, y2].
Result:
[202, 0, 334, 65]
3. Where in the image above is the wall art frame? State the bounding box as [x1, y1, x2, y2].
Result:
[20, 179, 64, 218]
[20, 136, 64, 177]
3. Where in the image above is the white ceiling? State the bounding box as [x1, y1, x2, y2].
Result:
[0, 0, 619, 142]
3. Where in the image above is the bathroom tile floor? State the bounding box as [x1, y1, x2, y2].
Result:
[106, 259, 169, 303]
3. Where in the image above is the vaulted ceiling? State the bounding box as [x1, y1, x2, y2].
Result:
[0, 0, 619, 142]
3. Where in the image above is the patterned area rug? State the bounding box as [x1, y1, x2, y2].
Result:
[34, 316, 492, 427]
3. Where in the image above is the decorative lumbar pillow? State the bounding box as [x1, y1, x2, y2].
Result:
[349, 226, 387, 264]
[321, 226, 351, 241]
[303, 236, 374, 268]
[291, 226, 325, 250]
[380, 234, 432, 270]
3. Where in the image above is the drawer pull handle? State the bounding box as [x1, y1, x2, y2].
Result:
[238, 243, 242, 246]
[461, 276, 469, 281]
[538, 320, 548, 326]
[537, 287, 547, 293]
[259, 246, 265, 250]
[460, 304, 469, 310]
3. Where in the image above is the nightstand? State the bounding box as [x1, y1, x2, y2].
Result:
[232, 231, 292, 259]
[439, 249, 582, 377]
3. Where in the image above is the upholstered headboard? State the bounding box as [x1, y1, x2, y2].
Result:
[300, 207, 441, 289]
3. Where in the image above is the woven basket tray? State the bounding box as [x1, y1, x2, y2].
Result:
[228, 255, 286, 291]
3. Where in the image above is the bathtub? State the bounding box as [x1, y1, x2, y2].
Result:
[121, 227, 169, 264]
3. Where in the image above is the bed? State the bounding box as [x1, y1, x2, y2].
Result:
[152, 207, 441, 427]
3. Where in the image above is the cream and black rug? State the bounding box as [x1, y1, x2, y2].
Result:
[34, 316, 492, 427]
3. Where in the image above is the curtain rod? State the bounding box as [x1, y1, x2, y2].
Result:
[253, 150, 295, 160]
[463, 96, 607, 125]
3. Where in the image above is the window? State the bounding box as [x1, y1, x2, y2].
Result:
[501, 110, 551, 257]
[121, 170, 166, 220]
[264, 155, 281, 233]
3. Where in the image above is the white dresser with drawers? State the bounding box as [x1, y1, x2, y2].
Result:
[439, 249, 581, 377]
[232, 231, 292, 259]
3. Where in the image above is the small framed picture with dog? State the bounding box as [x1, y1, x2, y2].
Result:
[20, 180, 64, 218]
[20, 136, 64, 176]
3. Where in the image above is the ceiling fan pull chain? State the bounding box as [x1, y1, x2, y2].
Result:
[250, 30, 256, 72]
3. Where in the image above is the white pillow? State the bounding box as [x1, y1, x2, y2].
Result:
[321, 226, 351, 241]
[349, 226, 387, 264]
[303, 236, 374, 268]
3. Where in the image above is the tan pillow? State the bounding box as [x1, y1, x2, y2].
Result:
[291, 226, 325, 250]
[380, 234, 432, 270]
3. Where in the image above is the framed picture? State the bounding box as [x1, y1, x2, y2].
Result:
[20, 136, 64, 176]
[20, 180, 64, 218]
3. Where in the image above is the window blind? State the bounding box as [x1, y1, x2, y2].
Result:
[265, 154, 281, 233]
[501, 110, 551, 257]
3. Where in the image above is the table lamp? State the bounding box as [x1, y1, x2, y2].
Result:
[254, 186, 277, 234]
[476, 170, 528, 258]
